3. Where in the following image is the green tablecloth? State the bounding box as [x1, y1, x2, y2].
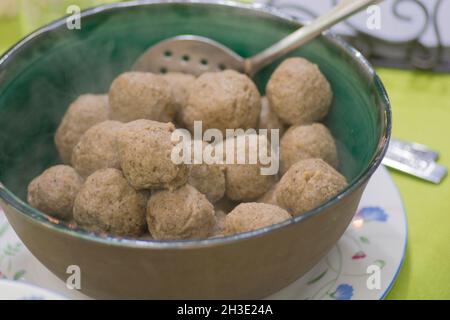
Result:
[378, 69, 450, 300]
[0, 12, 449, 300]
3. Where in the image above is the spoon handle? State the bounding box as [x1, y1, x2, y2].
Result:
[245, 0, 382, 75]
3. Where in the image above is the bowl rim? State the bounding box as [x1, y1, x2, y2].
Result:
[0, 0, 391, 249]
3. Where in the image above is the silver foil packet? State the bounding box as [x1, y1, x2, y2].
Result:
[383, 138, 447, 184]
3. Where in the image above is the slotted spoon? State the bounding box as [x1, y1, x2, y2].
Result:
[133, 0, 381, 76]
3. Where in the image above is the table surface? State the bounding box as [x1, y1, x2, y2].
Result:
[0, 8, 449, 300]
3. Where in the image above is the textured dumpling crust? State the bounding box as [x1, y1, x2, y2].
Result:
[266, 57, 333, 125]
[71, 120, 123, 178]
[280, 123, 338, 174]
[275, 158, 347, 216]
[73, 168, 148, 236]
[182, 70, 261, 134]
[187, 140, 226, 203]
[55, 94, 109, 163]
[224, 202, 291, 235]
[117, 119, 189, 190]
[27, 165, 83, 220]
[109, 72, 175, 123]
[223, 134, 277, 201]
[146, 184, 215, 240]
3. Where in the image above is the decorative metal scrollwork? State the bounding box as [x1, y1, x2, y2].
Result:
[265, 0, 449, 72]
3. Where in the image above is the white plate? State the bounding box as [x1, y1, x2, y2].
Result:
[0, 166, 407, 300]
[0, 279, 66, 300]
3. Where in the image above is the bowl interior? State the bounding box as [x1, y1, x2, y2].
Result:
[0, 2, 386, 208]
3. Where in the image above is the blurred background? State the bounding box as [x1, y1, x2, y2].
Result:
[2, 0, 449, 71]
[0, 1, 118, 53]
[0, 0, 449, 300]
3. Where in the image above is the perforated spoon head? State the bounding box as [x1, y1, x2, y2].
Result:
[133, 0, 380, 76]
[132, 35, 244, 76]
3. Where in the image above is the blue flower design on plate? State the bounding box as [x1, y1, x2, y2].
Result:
[355, 207, 388, 222]
[330, 284, 354, 300]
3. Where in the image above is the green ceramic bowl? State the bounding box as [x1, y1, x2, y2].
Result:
[0, 0, 391, 299]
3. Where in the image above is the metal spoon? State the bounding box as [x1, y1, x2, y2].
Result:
[131, 1, 449, 183]
[133, 0, 380, 76]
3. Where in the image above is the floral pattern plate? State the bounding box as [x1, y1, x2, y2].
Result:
[0, 166, 407, 300]
[0, 279, 66, 300]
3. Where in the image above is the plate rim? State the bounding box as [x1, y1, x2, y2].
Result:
[0, 167, 407, 300]
[379, 166, 408, 300]
[0, 278, 66, 299]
